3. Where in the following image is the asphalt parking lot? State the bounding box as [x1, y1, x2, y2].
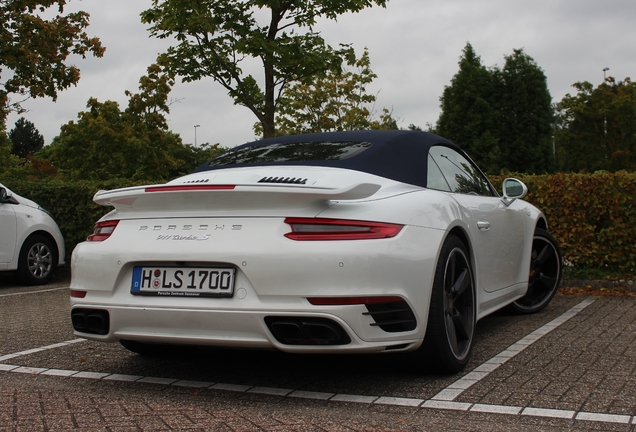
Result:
[1, 271, 635, 431]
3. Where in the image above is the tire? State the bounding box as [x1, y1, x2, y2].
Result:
[17, 235, 57, 286]
[119, 340, 197, 357]
[510, 228, 562, 314]
[418, 235, 476, 373]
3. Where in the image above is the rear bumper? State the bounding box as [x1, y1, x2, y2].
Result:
[70, 218, 444, 352]
[71, 304, 422, 353]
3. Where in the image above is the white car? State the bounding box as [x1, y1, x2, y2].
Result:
[0, 183, 65, 285]
[70, 130, 561, 372]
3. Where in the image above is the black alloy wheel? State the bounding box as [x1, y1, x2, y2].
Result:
[511, 228, 562, 314]
[419, 234, 476, 373]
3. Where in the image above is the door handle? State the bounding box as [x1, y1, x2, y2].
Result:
[477, 220, 491, 230]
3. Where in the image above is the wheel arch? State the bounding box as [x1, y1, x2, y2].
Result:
[535, 216, 548, 232]
[446, 225, 475, 275]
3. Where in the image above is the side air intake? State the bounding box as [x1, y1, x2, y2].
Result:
[364, 300, 417, 332]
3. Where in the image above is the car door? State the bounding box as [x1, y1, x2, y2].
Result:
[428, 146, 526, 293]
[0, 187, 18, 264]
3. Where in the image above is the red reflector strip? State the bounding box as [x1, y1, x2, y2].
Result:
[284, 217, 403, 241]
[307, 296, 404, 306]
[145, 185, 235, 192]
[87, 220, 120, 242]
[70, 290, 87, 298]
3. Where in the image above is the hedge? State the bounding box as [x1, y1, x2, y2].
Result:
[489, 171, 636, 271]
[2, 172, 635, 271]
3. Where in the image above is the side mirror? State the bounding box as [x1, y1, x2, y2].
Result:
[0, 187, 19, 205]
[501, 178, 527, 206]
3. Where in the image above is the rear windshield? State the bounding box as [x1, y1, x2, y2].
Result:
[206, 141, 371, 167]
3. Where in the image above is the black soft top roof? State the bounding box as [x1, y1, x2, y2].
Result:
[194, 130, 462, 189]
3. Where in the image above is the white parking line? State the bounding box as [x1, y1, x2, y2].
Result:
[0, 339, 85, 362]
[2, 298, 631, 426]
[0, 286, 68, 297]
[289, 390, 334, 400]
[432, 297, 596, 401]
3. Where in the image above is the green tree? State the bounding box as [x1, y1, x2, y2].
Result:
[169, 141, 226, 172]
[42, 98, 151, 181]
[141, 0, 387, 138]
[555, 78, 636, 172]
[42, 65, 222, 181]
[436, 44, 554, 174]
[495, 49, 554, 173]
[9, 117, 44, 157]
[0, 0, 104, 122]
[0, 128, 19, 175]
[435, 43, 502, 173]
[261, 48, 398, 136]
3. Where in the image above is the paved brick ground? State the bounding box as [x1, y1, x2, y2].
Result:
[1, 272, 635, 431]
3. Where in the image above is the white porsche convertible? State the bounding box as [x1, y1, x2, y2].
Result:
[70, 130, 561, 372]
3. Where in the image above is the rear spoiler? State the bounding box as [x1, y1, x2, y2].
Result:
[93, 183, 381, 212]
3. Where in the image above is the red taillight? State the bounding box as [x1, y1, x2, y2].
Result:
[87, 220, 119, 242]
[145, 185, 235, 192]
[307, 296, 404, 305]
[70, 290, 87, 298]
[284, 218, 403, 241]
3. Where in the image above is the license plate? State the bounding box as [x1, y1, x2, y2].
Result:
[131, 266, 235, 297]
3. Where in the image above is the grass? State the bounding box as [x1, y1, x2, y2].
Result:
[560, 266, 635, 297]
[559, 285, 636, 297]
[562, 266, 634, 281]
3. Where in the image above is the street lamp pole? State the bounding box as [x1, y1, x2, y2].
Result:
[602, 69, 609, 138]
[194, 125, 200, 146]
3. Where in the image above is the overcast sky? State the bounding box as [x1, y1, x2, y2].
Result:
[7, 0, 636, 149]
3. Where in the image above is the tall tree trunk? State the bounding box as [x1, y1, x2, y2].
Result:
[261, 7, 283, 139]
[263, 60, 276, 138]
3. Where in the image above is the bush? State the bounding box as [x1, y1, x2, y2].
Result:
[490, 171, 636, 271]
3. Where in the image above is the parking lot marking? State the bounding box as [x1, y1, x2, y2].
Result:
[137, 376, 178, 385]
[0, 338, 85, 362]
[289, 390, 335, 401]
[0, 364, 19, 371]
[329, 394, 377, 404]
[104, 373, 144, 382]
[421, 400, 472, 411]
[12, 366, 47, 374]
[173, 379, 214, 388]
[375, 396, 424, 407]
[248, 386, 293, 396]
[470, 404, 522, 415]
[0, 286, 68, 297]
[575, 412, 632, 424]
[2, 297, 632, 426]
[521, 407, 575, 419]
[210, 383, 251, 392]
[40, 368, 79, 377]
[73, 371, 110, 379]
[432, 298, 596, 402]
